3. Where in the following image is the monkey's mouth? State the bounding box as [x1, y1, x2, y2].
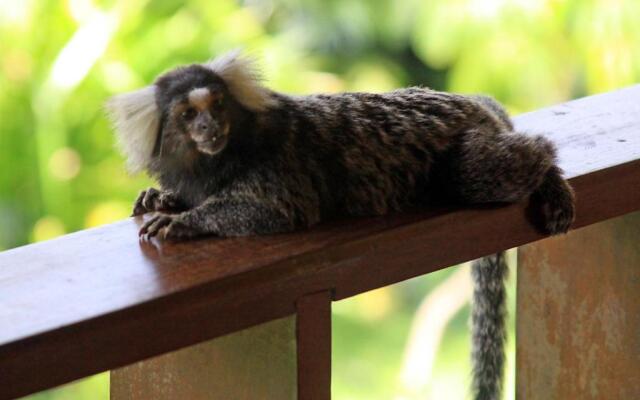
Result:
[194, 135, 228, 155]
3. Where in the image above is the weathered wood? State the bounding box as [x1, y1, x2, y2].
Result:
[517, 211, 640, 399]
[111, 316, 296, 400]
[110, 293, 332, 400]
[297, 291, 332, 400]
[1, 85, 640, 399]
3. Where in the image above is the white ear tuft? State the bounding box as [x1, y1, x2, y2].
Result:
[105, 86, 160, 174]
[204, 50, 274, 112]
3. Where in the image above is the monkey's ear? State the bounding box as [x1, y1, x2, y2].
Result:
[204, 50, 275, 112]
[105, 86, 160, 174]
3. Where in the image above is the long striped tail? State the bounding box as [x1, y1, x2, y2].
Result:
[471, 252, 509, 400]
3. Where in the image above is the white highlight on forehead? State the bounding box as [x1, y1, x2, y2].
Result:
[188, 87, 211, 109]
[105, 85, 159, 174]
[204, 50, 274, 112]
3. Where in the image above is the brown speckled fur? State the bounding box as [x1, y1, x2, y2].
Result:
[109, 53, 575, 400]
[136, 75, 574, 238]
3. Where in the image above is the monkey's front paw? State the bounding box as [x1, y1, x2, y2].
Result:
[138, 213, 199, 241]
[132, 188, 181, 216]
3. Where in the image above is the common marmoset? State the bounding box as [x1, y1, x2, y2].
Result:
[107, 51, 575, 400]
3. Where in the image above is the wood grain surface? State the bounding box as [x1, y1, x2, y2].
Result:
[517, 211, 640, 399]
[1, 85, 640, 399]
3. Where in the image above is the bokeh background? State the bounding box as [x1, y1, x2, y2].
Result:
[1, 0, 639, 399]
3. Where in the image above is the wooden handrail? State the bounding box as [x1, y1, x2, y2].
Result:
[1, 86, 640, 399]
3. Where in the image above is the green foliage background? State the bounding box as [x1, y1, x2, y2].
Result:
[1, 0, 638, 399]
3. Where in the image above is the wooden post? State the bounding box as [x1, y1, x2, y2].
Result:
[296, 291, 332, 400]
[517, 211, 640, 399]
[111, 316, 297, 400]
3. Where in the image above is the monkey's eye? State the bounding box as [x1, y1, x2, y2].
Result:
[181, 107, 197, 121]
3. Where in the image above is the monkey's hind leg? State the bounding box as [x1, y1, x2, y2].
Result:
[443, 129, 575, 234]
[530, 165, 575, 234]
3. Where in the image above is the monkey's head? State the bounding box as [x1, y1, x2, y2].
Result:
[154, 65, 236, 160]
[106, 50, 273, 173]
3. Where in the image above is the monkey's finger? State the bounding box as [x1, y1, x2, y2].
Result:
[159, 225, 172, 241]
[142, 188, 161, 211]
[161, 219, 196, 241]
[131, 190, 148, 216]
[139, 214, 162, 236]
[146, 216, 173, 238]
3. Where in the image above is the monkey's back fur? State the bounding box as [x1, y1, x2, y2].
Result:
[149, 85, 569, 238]
[255, 90, 506, 220]
[107, 51, 575, 400]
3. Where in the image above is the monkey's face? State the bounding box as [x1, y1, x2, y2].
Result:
[107, 51, 272, 174]
[164, 86, 230, 157]
[156, 66, 233, 158]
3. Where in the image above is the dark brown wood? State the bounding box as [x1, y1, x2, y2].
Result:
[297, 291, 332, 400]
[517, 211, 640, 399]
[1, 85, 640, 399]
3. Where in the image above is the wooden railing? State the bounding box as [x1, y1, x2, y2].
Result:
[1, 86, 639, 400]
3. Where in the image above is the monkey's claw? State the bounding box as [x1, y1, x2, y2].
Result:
[139, 213, 172, 238]
[132, 188, 181, 216]
[139, 213, 198, 241]
[132, 189, 151, 216]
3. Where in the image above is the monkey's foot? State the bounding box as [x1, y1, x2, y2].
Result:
[132, 188, 181, 216]
[541, 193, 575, 235]
[138, 213, 200, 241]
[536, 172, 575, 235]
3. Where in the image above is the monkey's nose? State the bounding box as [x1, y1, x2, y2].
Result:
[198, 122, 208, 131]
